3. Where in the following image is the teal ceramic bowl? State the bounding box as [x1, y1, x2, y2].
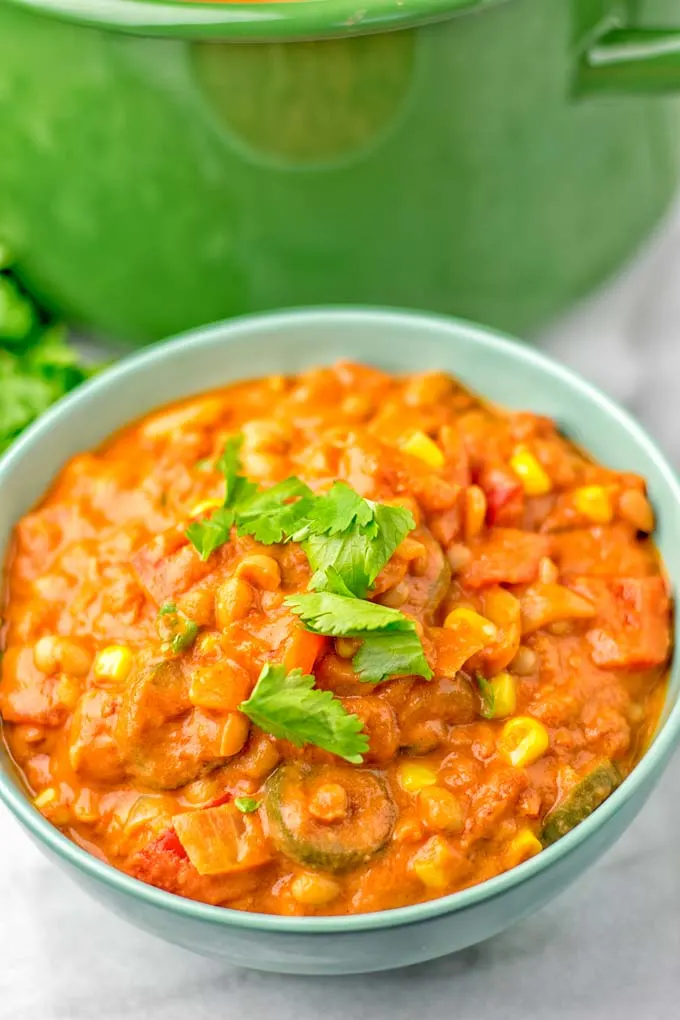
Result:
[1, 308, 679, 975]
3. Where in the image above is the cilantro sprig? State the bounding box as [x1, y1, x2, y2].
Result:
[239, 664, 369, 764]
[186, 434, 434, 701]
[186, 507, 235, 562]
[186, 436, 312, 560]
[286, 592, 433, 684]
[295, 482, 414, 598]
[185, 445, 412, 596]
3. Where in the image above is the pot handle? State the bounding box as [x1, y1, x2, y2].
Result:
[577, 23, 680, 95]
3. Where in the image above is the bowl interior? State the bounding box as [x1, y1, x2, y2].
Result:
[1, 307, 679, 931]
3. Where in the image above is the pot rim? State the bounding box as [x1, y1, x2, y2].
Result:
[2, 0, 503, 39]
[1, 305, 680, 937]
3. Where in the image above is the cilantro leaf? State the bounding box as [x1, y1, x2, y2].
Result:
[239, 664, 368, 764]
[185, 507, 235, 561]
[0, 274, 37, 346]
[285, 592, 412, 635]
[369, 504, 415, 574]
[353, 631, 433, 684]
[234, 796, 259, 814]
[304, 530, 375, 599]
[170, 619, 199, 655]
[294, 481, 374, 538]
[236, 477, 314, 545]
[0, 321, 95, 454]
[297, 486, 415, 598]
[476, 673, 495, 719]
[285, 592, 432, 683]
[218, 435, 258, 508]
[310, 566, 357, 598]
[187, 443, 311, 556]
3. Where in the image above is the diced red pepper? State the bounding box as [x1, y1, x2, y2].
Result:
[477, 464, 524, 527]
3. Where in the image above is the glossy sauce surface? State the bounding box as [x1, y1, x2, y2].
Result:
[0, 363, 671, 915]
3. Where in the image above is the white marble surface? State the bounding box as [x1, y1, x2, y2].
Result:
[3, 205, 680, 1019]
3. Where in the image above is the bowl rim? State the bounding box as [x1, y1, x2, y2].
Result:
[2, 0, 498, 40]
[1, 305, 679, 935]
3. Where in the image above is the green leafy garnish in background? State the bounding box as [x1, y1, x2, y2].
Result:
[0, 249, 96, 455]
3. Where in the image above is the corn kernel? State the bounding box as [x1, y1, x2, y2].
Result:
[444, 607, 498, 643]
[400, 430, 445, 469]
[33, 787, 58, 811]
[56, 675, 81, 711]
[93, 645, 133, 683]
[291, 873, 340, 906]
[572, 485, 614, 524]
[33, 787, 70, 825]
[506, 828, 543, 867]
[411, 835, 461, 889]
[485, 672, 517, 719]
[509, 446, 552, 496]
[397, 762, 438, 794]
[189, 497, 224, 518]
[497, 716, 550, 768]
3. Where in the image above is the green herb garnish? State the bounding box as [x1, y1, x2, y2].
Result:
[353, 631, 432, 685]
[185, 447, 412, 597]
[476, 673, 495, 719]
[170, 620, 199, 655]
[186, 439, 309, 558]
[285, 592, 432, 684]
[236, 477, 314, 545]
[234, 796, 260, 814]
[0, 251, 96, 454]
[186, 507, 235, 562]
[295, 482, 414, 598]
[239, 664, 369, 764]
[157, 604, 200, 655]
[218, 435, 259, 509]
[185, 439, 431, 690]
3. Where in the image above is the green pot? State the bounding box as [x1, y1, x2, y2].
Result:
[1, 0, 680, 343]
